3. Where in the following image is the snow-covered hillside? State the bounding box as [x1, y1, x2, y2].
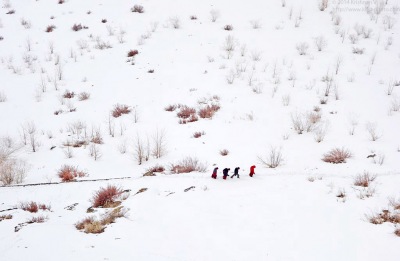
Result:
[1, 0, 399, 260]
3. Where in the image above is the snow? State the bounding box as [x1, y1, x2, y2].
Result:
[0, 0, 400, 260]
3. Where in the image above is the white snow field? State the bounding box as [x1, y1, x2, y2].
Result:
[0, 0, 400, 260]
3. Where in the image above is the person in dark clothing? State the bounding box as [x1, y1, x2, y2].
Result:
[222, 168, 230, 180]
[231, 167, 240, 178]
[249, 165, 256, 177]
[211, 167, 218, 179]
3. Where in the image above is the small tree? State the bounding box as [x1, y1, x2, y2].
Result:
[314, 36, 327, 51]
[152, 129, 167, 159]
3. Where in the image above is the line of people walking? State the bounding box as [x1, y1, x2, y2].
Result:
[211, 165, 256, 179]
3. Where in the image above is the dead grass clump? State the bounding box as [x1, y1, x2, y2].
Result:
[27, 215, 47, 224]
[179, 114, 198, 124]
[63, 90, 75, 99]
[193, 131, 204, 138]
[0, 214, 12, 222]
[78, 92, 90, 101]
[58, 165, 87, 182]
[224, 24, 233, 31]
[220, 149, 229, 156]
[395, 229, 400, 237]
[177, 106, 196, 119]
[84, 220, 105, 234]
[170, 157, 207, 174]
[389, 197, 400, 210]
[91, 185, 123, 208]
[127, 49, 139, 57]
[144, 165, 165, 176]
[45, 25, 56, 32]
[19, 201, 38, 213]
[131, 5, 144, 13]
[198, 104, 220, 119]
[72, 24, 83, 31]
[354, 172, 376, 187]
[322, 148, 351, 164]
[75, 216, 95, 230]
[112, 104, 131, 118]
[100, 206, 127, 225]
[165, 104, 178, 112]
[38, 204, 51, 211]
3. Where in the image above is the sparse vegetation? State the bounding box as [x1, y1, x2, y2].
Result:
[91, 185, 124, 208]
[112, 104, 131, 118]
[57, 165, 87, 182]
[170, 157, 207, 174]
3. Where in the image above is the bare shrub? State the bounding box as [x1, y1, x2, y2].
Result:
[210, 9, 220, 22]
[170, 157, 207, 174]
[258, 146, 283, 168]
[352, 47, 364, 54]
[313, 122, 329, 143]
[366, 122, 380, 141]
[169, 16, 181, 29]
[318, 0, 329, 11]
[89, 143, 102, 161]
[78, 92, 90, 101]
[152, 128, 167, 159]
[145, 165, 165, 175]
[296, 42, 309, 55]
[27, 215, 47, 224]
[323, 148, 352, 163]
[220, 149, 229, 156]
[112, 104, 131, 118]
[223, 35, 236, 59]
[0, 91, 7, 102]
[58, 165, 87, 182]
[131, 5, 144, 13]
[193, 131, 204, 138]
[91, 185, 123, 208]
[314, 36, 327, 51]
[250, 20, 262, 29]
[354, 172, 376, 187]
[100, 206, 127, 225]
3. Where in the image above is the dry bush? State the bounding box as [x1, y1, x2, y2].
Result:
[0, 214, 12, 221]
[112, 104, 131, 118]
[314, 36, 327, 51]
[78, 92, 90, 101]
[165, 104, 178, 112]
[72, 24, 83, 31]
[63, 90, 75, 99]
[75, 216, 95, 230]
[389, 197, 400, 210]
[193, 131, 204, 138]
[0, 148, 28, 185]
[6, 9, 15, 15]
[144, 164, 165, 175]
[84, 220, 105, 234]
[258, 146, 283, 168]
[198, 104, 220, 119]
[367, 210, 400, 225]
[45, 25, 56, 32]
[27, 215, 47, 224]
[224, 24, 233, 31]
[296, 42, 309, 55]
[58, 165, 87, 182]
[91, 185, 123, 208]
[318, 0, 329, 11]
[352, 47, 364, 54]
[177, 106, 196, 119]
[190, 15, 197, 20]
[169, 16, 181, 29]
[179, 114, 198, 124]
[0, 91, 7, 102]
[322, 148, 352, 163]
[170, 157, 207, 174]
[210, 9, 220, 22]
[101, 19, 107, 23]
[366, 122, 380, 141]
[38, 204, 51, 211]
[19, 201, 38, 213]
[127, 49, 139, 57]
[220, 149, 229, 156]
[395, 229, 400, 237]
[131, 5, 144, 13]
[100, 206, 127, 225]
[354, 172, 376, 187]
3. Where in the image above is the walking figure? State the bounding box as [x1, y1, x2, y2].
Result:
[231, 167, 240, 178]
[222, 168, 230, 180]
[211, 167, 218, 179]
[249, 165, 256, 177]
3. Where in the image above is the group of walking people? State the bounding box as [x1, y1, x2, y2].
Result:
[211, 165, 256, 179]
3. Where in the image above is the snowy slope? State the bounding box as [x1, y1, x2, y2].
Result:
[0, 0, 400, 260]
